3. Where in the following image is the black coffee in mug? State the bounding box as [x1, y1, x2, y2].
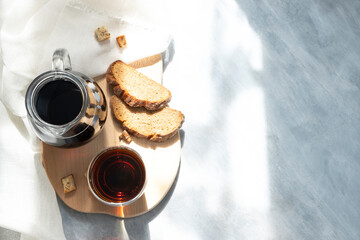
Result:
[25, 48, 107, 147]
[35, 79, 83, 125]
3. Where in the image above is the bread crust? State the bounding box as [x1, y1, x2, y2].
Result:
[116, 35, 127, 48]
[106, 60, 171, 110]
[106, 62, 118, 85]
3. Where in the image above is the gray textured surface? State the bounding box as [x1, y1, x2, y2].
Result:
[57, 0, 360, 239]
[239, 1, 360, 239]
[0, 227, 20, 240]
[240, 1, 360, 239]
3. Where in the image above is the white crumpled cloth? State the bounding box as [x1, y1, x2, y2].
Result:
[0, 0, 171, 239]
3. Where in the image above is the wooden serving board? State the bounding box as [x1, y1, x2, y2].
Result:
[42, 55, 181, 218]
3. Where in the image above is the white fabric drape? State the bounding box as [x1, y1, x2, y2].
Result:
[0, 0, 171, 239]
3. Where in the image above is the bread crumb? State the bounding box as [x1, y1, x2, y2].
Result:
[95, 26, 110, 41]
[61, 174, 76, 193]
[119, 129, 132, 143]
[116, 35, 127, 48]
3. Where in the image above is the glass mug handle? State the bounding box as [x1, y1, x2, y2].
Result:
[52, 48, 72, 71]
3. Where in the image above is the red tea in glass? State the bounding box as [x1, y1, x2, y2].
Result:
[87, 147, 146, 206]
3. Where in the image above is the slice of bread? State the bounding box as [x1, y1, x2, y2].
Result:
[106, 60, 171, 110]
[110, 95, 184, 142]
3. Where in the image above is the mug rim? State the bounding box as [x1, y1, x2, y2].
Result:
[87, 146, 147, 207]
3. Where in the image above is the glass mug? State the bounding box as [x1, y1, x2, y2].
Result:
[87, 146, 147, 206]
[25, 48, 107, 147]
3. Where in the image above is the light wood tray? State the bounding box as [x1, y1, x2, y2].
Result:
[42, 55, 181, 218]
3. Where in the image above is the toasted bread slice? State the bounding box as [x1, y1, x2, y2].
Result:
[106, 60, 171, 110]
[110, 95, 184, 142]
